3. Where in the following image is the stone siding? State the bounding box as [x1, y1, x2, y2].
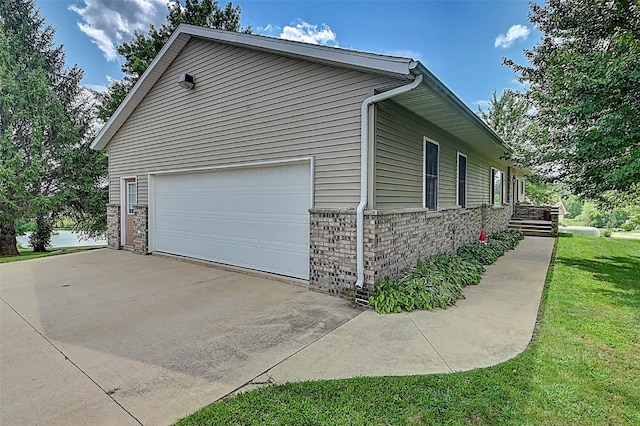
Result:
[309, 205, 511, 297]
[133, 205, 149, 255]
[106, 204, 121, 249]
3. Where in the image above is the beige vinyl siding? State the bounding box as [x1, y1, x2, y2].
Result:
[107, 38, 402, 207]
[374, 100, 509, 209]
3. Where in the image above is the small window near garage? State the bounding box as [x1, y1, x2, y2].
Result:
[423, 137, 439, 210]
[127, 182, 137, 214]
[491, 168, 503, 206]
[457, 152, 467, 208]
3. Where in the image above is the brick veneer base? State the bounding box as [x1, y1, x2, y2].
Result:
[105, 203, 148, 253]
[133, 205, 148, 254]
[106, 204, 120, 249]
[309, 205, 512, 297]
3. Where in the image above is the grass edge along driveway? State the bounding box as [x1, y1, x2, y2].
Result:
[0, 246, 102, 264]
[176, 235, 640, 425]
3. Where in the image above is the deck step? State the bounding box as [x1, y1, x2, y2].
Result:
[509, 219, 555, 237]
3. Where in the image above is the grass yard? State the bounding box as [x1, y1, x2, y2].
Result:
[0, 246, 101, 264]
[176, 235, 640, 425]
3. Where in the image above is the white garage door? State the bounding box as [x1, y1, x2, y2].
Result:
[151, 162, 311, 279]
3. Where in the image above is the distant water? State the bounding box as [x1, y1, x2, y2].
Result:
[17, 230, 107, 248]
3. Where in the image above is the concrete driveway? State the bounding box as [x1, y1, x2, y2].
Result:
[0, 250, 359, 425]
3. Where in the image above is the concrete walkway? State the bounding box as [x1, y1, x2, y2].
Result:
[247, 236, 556, 387]
[0, 236, 555, 425]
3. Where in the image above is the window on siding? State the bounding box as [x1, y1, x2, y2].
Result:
[491, 168, 503, 206]
[127, 182, 137, 214]
[457, 152, 467, 208]
[423, 138, 439, 210]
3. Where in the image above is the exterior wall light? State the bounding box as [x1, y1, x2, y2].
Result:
[178, 73, 195, 89]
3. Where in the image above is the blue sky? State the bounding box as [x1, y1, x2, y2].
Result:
[35, 0, 542, 110]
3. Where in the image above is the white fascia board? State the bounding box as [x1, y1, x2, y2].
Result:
[91, 24, 417, 151]
[182, 24, 416, 77]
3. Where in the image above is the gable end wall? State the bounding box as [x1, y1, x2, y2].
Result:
[106, 38, 404, 209]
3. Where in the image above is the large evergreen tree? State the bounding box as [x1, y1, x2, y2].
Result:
[99, 0, 249, 121]
[504, 0, 640, 202]
[0, 0, 106, 256]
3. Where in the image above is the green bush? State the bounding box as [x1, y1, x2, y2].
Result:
[489, 229, 525, 249]
[370, 228, 526, 314]
[16, 219, 36, 236]
[28, 216, 53, 252]
[601, 228, 612, 238]
[621, 214, 640, 231]
[457, 242, 498, 265]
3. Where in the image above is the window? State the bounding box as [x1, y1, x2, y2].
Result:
[127, 182, 137, 214]
[457, 152, 467, 208]
[491, 168, 503, 206]
[423, 138, 439, 210]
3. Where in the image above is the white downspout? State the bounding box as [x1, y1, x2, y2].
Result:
[356, 73, 424, 289]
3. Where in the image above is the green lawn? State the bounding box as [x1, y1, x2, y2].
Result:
[562, 218, 585, 226]
[0, 246, 102, 264]
[176, 235, 640, 425]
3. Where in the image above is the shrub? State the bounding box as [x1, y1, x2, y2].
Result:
[489, 229, 525, 249]
[370, 228, 526, 314]
[601, 228, 612, 238]
[28, 216, 53, 252]
[430, 253, 485, 286]
[457, 242, 499, 265]
[621, 214, 640, 232]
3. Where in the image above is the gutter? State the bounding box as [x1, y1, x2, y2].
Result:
[355, 72, 424, 291]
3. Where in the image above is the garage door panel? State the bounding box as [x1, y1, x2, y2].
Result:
[152, 162, 310, 279]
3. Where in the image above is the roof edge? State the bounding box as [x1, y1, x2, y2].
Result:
[413, 62, 513, 155]
[90, 29, 191, 150]
[182, 24, 416, 76]
[91, 25, 417, 151]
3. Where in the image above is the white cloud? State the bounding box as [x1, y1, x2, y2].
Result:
[279, 21, 337, 46]
[69, 0, 169, 61]
[495, 24, 530, 49]
[258, 23, 281, 35]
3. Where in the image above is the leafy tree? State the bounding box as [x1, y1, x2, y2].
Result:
[0, 0, 106, 256]
[99, 0, 250, 121]
[563, 196, 583, 219]
[504, 0, 640, 203]
[477, 89, 535, 169]
[524, 179, 560, 205]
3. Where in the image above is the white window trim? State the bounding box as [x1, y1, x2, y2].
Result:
[456, 151, 467, 208]
[119, 176, 137, 245]
[490, 167, 504, 206]
[423, 137, 440, 210]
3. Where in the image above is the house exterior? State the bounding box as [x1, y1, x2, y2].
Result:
[91, 24, 524, 299]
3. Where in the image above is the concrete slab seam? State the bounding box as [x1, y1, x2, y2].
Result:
[0, 296, 143, 426]
[405, 313, 454, 373]
[222, 309, 367, 399]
